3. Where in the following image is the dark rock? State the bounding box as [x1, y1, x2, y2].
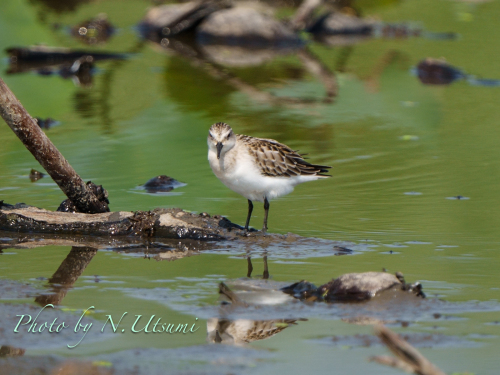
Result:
[196, 7, 303, 48]
[281, 280, 318, 300]
[0, 201, 30, 209]
[308, 12, 375, 36]
[282, 272, 425, 302]
[319, 272, 403, 301]
[416, 58, 464, 85]
[6, 46, 126, 86]
[142, 175, 185, 193]
[139, 0, 230, 42]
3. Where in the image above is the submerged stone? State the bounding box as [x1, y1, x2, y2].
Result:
[416, 58, 464, 85]
[282, 272, 425, 302]
[142, 175, 186, 193]
[139, 0, 229, 42]
[196, 7, 303, 48]
[308, 12, 375, 36]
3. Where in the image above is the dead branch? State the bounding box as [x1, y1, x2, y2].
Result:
[370, 325, 447, 375]
[0, 77, 108, 213]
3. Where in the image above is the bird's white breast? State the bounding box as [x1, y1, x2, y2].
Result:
[208, 142, 319, 202]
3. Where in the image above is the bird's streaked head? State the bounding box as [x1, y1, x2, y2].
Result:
[208, 122, 236, 159]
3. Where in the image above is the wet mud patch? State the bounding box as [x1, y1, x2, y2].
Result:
[94, 345, 274, 375]
[117, 278, 500, 324]
[0, 303, 113, 350]
[0, 228, 374, 260]
[312, 332, 482, 349]
[0, 279, 44, 300]
[0, 344, 275, 375]
[207, 237, 373, 259]
[0, 356, 121, 375]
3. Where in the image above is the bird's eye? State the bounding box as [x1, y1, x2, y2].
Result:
[208, 133, 214, 139]
[226, 133, 231, 140]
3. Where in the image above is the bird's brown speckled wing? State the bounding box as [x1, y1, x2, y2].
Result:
[244, 320, 297, 342]
[238, 135, 331, 178]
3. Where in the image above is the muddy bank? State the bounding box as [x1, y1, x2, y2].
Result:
[0, 303, 113, 350]
[0, 345, 273, 375]
[314, 332, 481, 349]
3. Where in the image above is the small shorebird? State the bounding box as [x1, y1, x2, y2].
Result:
[207, 122, 331, 233]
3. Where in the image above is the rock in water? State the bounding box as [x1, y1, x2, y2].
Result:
[197, 7, 303, 48]
[142, 175, 186, 193]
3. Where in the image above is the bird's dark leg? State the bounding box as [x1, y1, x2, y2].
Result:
[247, 256, 253, 278]
[263, 198, 270, 234]
[263, 255, 269, 279]
[245, 199, 253, 231]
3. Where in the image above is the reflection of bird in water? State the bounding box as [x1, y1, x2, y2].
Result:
[207, 122, 331, 233]
[207, 318, 300, 345]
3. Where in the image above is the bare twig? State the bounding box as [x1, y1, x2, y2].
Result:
[370, 325, 447, 375]
[0, 78, 108, 213]
[290, 0, 323, 31]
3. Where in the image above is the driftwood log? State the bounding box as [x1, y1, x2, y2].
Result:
[0, 78, 108, 214]
[0, 204, 233, 240]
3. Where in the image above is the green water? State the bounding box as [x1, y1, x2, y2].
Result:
[1, 0, 500, 374]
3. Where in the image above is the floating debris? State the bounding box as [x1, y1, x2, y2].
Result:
[333, 245, 353, 255]
[71, 14, 115, 44]
[35, 117, 59, 130]
[416, 58, 500, 86]
[416, 58, 464, 85]
[6, 46, 127, 86]
[29, 169, 45, 182]
[446, 195, 470, 200]
[141, 175, 186, 193]
[308, 12, 456, 46]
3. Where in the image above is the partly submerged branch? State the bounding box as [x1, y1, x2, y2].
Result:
[0, 205, 229, 240]
[0, 78, 108, 213]
[371, 325, 447, 375]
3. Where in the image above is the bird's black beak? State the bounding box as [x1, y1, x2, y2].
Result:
[216, 142, 223, 159]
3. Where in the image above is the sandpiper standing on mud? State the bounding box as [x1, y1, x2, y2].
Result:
[207, 122, 331, 233]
